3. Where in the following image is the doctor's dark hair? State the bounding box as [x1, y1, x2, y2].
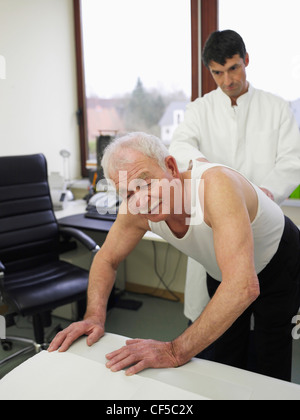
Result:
[202, 30, 247, 68]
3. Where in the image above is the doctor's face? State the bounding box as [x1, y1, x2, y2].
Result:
[209, 53, 249, 104]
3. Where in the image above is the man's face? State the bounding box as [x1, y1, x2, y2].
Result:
[112, 150, 182, 221]
[209, 53, 249, 103]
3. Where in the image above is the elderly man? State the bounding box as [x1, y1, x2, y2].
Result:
[49, 132, 300, 382]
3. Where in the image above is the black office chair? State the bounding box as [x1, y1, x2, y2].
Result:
[0, 154, 100, 366]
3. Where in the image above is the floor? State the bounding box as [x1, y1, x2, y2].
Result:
[1, 291, 300, 386]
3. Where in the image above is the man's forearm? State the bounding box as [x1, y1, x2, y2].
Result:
[84, 250, 117, 324]
[104, 275, 260, 375]
[172, 278, 259, 365]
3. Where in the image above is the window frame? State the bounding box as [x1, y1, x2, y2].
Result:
[73, 0, 218, 177]
[200, 0, 218, 96]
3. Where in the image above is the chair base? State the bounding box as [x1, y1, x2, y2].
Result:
[0, 317, 64, 368]
[0, 336, 44, 367]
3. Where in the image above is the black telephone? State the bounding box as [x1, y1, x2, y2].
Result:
[85, 192, 119, 220]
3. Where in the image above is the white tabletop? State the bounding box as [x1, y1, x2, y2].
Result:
[54, 199, 87, 218]
[1, 333, 300, 400]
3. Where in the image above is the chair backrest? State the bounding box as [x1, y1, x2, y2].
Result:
[0, 154, 60, 273]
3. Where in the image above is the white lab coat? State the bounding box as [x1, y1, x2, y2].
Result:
[290, 98, 300, 129]
[169, 84, 300, 322]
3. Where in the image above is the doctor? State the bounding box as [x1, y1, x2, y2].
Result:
[169, 29, 300, 331]
[49, 132, 300, 382]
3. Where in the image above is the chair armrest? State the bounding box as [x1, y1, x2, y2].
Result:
[58, 226, 100, 253]
[0, 261, 5, 275]
[0, 261, 5, 292]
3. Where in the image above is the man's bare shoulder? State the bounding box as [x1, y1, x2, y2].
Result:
[200, 165, 257, 225]
[201, 165, 243, 190]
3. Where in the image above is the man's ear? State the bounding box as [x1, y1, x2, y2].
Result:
[244, 52, 249, 67]
[165, 155, 180, 177]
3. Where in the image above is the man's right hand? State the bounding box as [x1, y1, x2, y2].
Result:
[48, 318, 105, 352]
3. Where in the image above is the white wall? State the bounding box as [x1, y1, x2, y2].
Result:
[0, 0, 81, 178]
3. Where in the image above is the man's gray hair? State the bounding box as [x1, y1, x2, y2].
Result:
[101, 132, 169, 180]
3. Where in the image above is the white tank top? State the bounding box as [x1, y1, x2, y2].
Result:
[149, 161, 285, 281]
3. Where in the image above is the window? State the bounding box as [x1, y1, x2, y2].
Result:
[219, 0, 300, 103]
[74, 0, 194, 175]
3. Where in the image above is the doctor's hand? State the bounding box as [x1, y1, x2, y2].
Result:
[260, 187, 274, 201]
[48, 318, 104, 353]
[105, 339, 180, 376]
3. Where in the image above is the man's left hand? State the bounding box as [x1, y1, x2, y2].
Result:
[105, 339, 179, 375]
